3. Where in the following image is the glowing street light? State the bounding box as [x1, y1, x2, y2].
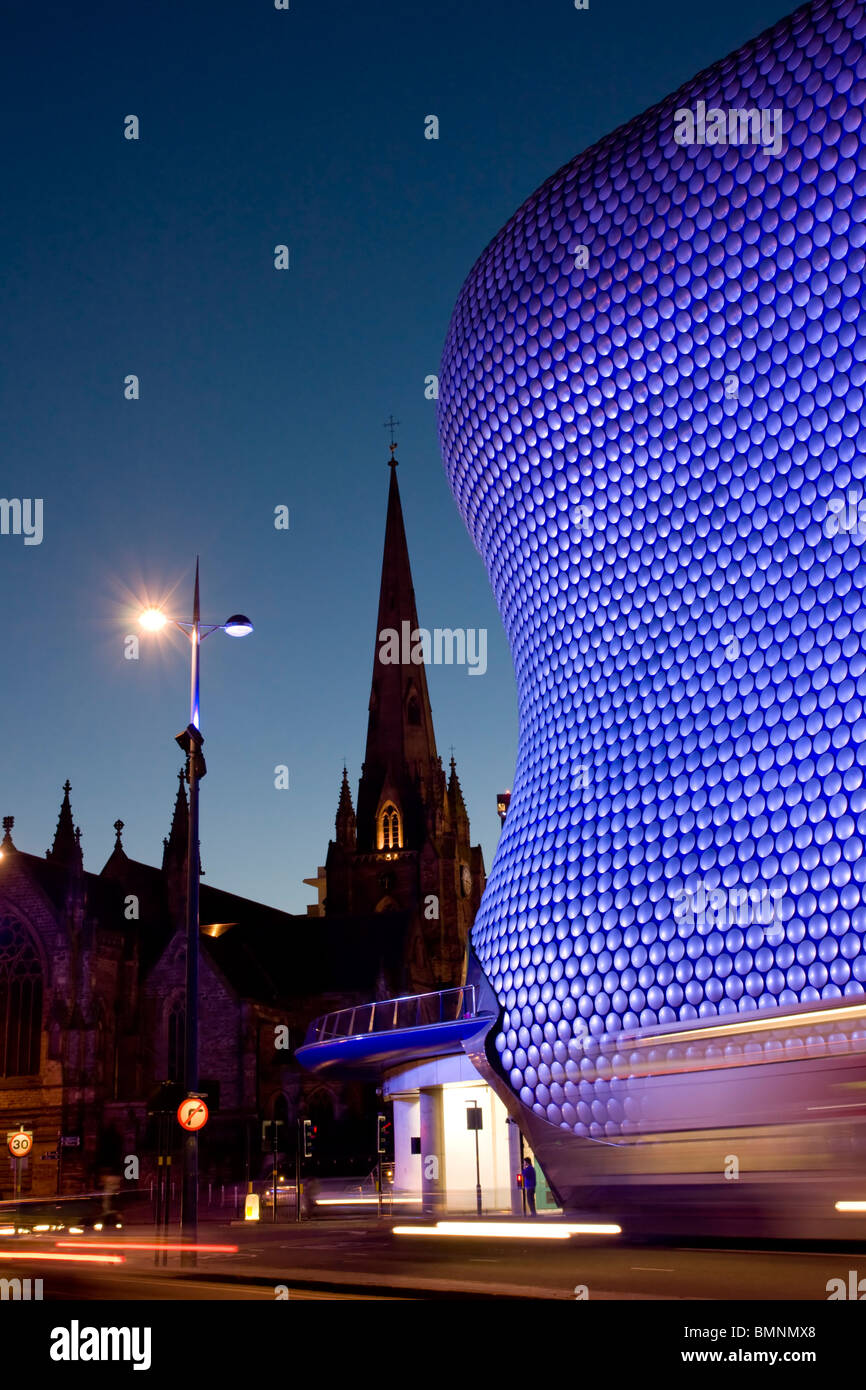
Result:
[139, 608, 168, 632]
[137, 560, 252, 1264]
[138, 605, 253, 643]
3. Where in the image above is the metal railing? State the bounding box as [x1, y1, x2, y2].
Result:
[305, 985, 478, 1045]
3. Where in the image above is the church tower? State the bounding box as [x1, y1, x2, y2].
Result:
[324, 440, 485, 994]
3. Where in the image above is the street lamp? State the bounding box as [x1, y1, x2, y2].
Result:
[139, 559, 252, 1261]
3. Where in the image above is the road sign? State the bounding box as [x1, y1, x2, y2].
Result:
[7, 1130, 33, 1157]
[41, 1151, 58, 1161]
[177, 1098, 208, 1132]
[60, 1135, 80, 1147]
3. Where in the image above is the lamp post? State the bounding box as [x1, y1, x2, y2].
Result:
[140, 560, 252, 1261]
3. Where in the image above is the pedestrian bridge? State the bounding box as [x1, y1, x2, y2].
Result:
[296, 985, 495, 1076]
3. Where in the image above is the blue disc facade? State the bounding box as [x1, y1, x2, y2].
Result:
[438, 0, 866, 1137]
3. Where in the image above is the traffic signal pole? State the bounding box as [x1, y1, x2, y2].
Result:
[295, 1120, 301, 1223]
[272, 1122, 278, 1224]
[376, 1112, 390, 1218]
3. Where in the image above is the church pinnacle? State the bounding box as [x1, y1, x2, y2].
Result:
[335, 766, 357, 849]
[47, 780, 83, 872]
[162, 768, 188, 869]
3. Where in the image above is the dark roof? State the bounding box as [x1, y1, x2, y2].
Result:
[0, 850, 128, 923]
[100, 855, 175, 968]
[2, 844, 408, 1015]
[200, 911, 409, 1008]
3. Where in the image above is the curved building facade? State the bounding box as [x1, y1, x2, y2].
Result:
[438, 0, 866, 1158]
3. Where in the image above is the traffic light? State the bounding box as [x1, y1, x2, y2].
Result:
[302, 1119, 315, 1158]
[377, 1113, 391, 1155]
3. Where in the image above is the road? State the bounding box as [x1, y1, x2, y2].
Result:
[1, 1217, 864, 1299]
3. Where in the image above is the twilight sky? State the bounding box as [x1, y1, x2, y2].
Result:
[1, 0, 795, 913]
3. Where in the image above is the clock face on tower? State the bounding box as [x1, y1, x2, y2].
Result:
[460, 864, 471, 898]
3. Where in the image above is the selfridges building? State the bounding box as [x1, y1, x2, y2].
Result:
[439, 0, 866, 1228]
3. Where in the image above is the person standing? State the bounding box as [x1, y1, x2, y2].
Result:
[521, 1156, 537, 1216]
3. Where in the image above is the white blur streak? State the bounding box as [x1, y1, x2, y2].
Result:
[392, 1220, 621, 1239]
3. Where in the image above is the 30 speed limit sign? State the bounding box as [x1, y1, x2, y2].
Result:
[7, 1130, 33, 1158]
[177, 1098, 208, 1132]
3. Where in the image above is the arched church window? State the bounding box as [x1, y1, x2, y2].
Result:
[379, 803, 402, 850]
[273, 1092, 289, 1124]
[0, 914, 43, 1077]
[167, 1001, 185, 1084]
[407, 695, 421, 726]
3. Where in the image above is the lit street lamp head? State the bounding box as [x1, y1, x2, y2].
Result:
[139, 608, 167, 632]
[138, 607, 253, 639]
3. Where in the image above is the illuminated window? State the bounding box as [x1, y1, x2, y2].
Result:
[379, 803, 402, 850]
[0, 915, 43, 1077]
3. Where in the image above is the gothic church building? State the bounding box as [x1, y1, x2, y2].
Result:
[0, 447, 485, 1199]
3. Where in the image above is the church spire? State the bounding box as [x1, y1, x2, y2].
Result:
[47, 780, 83, 871]
[162, 768, 188, 870]
[335, 766, 356, 849]
[322, 430, 487, 986]
[356, 443, 440, 850]
[447, 753, 468, 826]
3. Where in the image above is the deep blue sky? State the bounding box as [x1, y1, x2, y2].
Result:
[1, 0, 796, 912]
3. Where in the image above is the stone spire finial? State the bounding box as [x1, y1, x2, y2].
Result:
[48, 781, 83, 870]
[384, 414, 399, 466]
